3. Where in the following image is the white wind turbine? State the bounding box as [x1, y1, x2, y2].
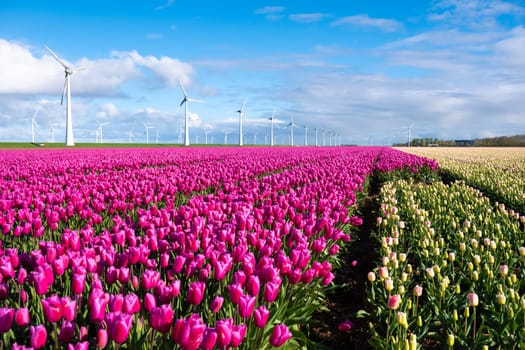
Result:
[96, 121, 110, 144]
[50, 126, 56, 143]
[129, 129, 134, 144]
[45, 45, 85, 146]
[303, 125, 308, 146]
[224, 131, 230, 145]
[144, 123, 154, 144]
[321, 129, 326, 146]
[179, 80, 205, 146]
[204, 129, 210, 145]
[31, 110, 39, 144]
[252, 133, 257, 145]
[156, 129, 160, 144]
[287, 113, 297, 146]
[314, 128, 319, 146]
[237, 98, 247, 146]
[268, 110, 278, 147]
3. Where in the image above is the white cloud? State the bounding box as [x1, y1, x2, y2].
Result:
[155, 0, 175, 11]
[428, 0, 525, 29]
[125, 50, 193, 87]
[332, 15, 404, 32]
[288, 13, 329, 23]
[254, 6, 286, 20]
[96, 103, 120, 119]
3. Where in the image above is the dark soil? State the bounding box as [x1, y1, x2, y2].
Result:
[309, 181, 381, 349]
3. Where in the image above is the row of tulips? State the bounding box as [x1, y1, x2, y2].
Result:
[402, 147, 525, 213]
[0, 147, 437, 349]
[365, 176, 525, 349]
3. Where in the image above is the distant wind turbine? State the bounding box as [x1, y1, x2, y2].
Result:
[45, 45, 85, 146]
[204, 129, 210, 145]
[156, 129, 159, 144]
[253, 133, 257, 145]
[144, 123, 154, 144]
[268, 110, 278, 147]
[303, 125, 308, 146]
[237, 98, 247, 146]
[31, 110, 39, 144]
[96, 121, 110, 144]
[224, 131, 230, 145]
[179, 80, 205, 146]
[314, 128, 319, 146]
[129, 129, 134, 144]
[50, 126, 56, 143]
[287, 113, 297, 146]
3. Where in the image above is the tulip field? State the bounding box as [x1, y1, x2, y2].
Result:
[364, 147, 525, 349]
[0, 146, 439, 350]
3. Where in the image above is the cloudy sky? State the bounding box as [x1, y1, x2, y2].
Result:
[1, 0, 525, 145]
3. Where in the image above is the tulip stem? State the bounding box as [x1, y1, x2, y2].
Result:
[53, 323, 59, 350]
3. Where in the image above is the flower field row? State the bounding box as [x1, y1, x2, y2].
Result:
[0, 147, 435, 349]
[366, 177, 525, 349]
[401, 147, 525, 213]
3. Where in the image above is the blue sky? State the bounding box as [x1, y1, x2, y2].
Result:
[1, 0, 525, 145]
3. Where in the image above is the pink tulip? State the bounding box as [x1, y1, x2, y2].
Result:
[231, 324, 247, 347]
[200, 327, 218, 350]
[89, 294, 108, 323]
[109, 294, 124, 313]
[123, 293, 141, 314]
[144, 293, 157, 312]
[0, 308, 14, 333]
[209, 296, 224, 313]
[338, 320, 353, 332]
[59, 320, 75, 343]
[142, 269, 160, 290]
[187, 281, 205, 306]
[238, 294, 256, 318]
[67, 342, 89, 350]
[246, 275, 260, 297]
[97, 328, 108, 349]
[254, 306, 270, 328]
[30, 324, 47, 349]
[468, 292, 479, 307]
[72, 272, 86, 295]
[106, 312, 133, 344]
[15, 308, 30, 327]
[269, 324, 292, 347]
[387, 294, 401, 310]
[150, 304, 174, 333]
[263, 281, 280, 303]
[227, 283, 243, 305]
[215, 318, 233, 348]
[61, 297, 76, 322]
[42, 295, 63, 323]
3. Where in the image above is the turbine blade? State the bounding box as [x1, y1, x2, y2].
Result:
[179, 98, 186, 107]
[190, 98, 206, 104]
[179, 80, 188, 97]
[61, 78, 67, 105]
[32, 110, 39, 120]
[44, 45, 69, 69]
[241, 97, 247, 112]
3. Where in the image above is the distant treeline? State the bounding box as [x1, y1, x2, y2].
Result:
[393, 134, 525, 147]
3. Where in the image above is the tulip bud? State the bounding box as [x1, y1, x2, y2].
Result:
[367, 272, 376, 282]
[468, 292, 479, 307]
[497, 293, 506, 305]
[384, 278, 394, 292]
[447, 333, 454, 346]
[387, 294, 401, 310]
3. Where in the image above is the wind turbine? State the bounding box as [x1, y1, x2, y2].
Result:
[96, 121, 110, 144]
[45, 45, 85, 146]
[31, 110, 39, 144]
[321, 129, 326, 146]
[144, 123, 154, 144]
[50, 126, 56, 143]
[204, 129, 210, 145]
[224, 131, 230, 145]
[329, 131, 333, 146]
[287, 113, 297, 146]
[314, 128, 319, 146]
[156, 129, 159, 144]
[177, 124, 183, 144]
[252, 133, 257, 145]
[179, 80, 204, 146]
[268, 110, 278, 146]
[237, 98, 247, 146]
[303, 125, 308, 146]
[129, 129, 134, 144]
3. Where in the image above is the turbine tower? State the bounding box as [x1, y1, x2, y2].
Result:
[237, 98, 247, 146]
[314, 128, 319, 146]
[204, 129, 210, 145]
[287, 113, 297, 146]
[269, 110, 277, 147]
[144, 123, 154, 144]
[50, 126, 55, 143]
[224, 131, 230, 145]
[303, 125, 308, 146]
[45, 45, 85, 146]
[179, 80, 204, 147]
[96, 121, 110, 144]
[31, 110, 39, 144]
[129, 129, 134, 144]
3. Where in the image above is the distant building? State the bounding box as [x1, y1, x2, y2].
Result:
[454, 140, 474, 146]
